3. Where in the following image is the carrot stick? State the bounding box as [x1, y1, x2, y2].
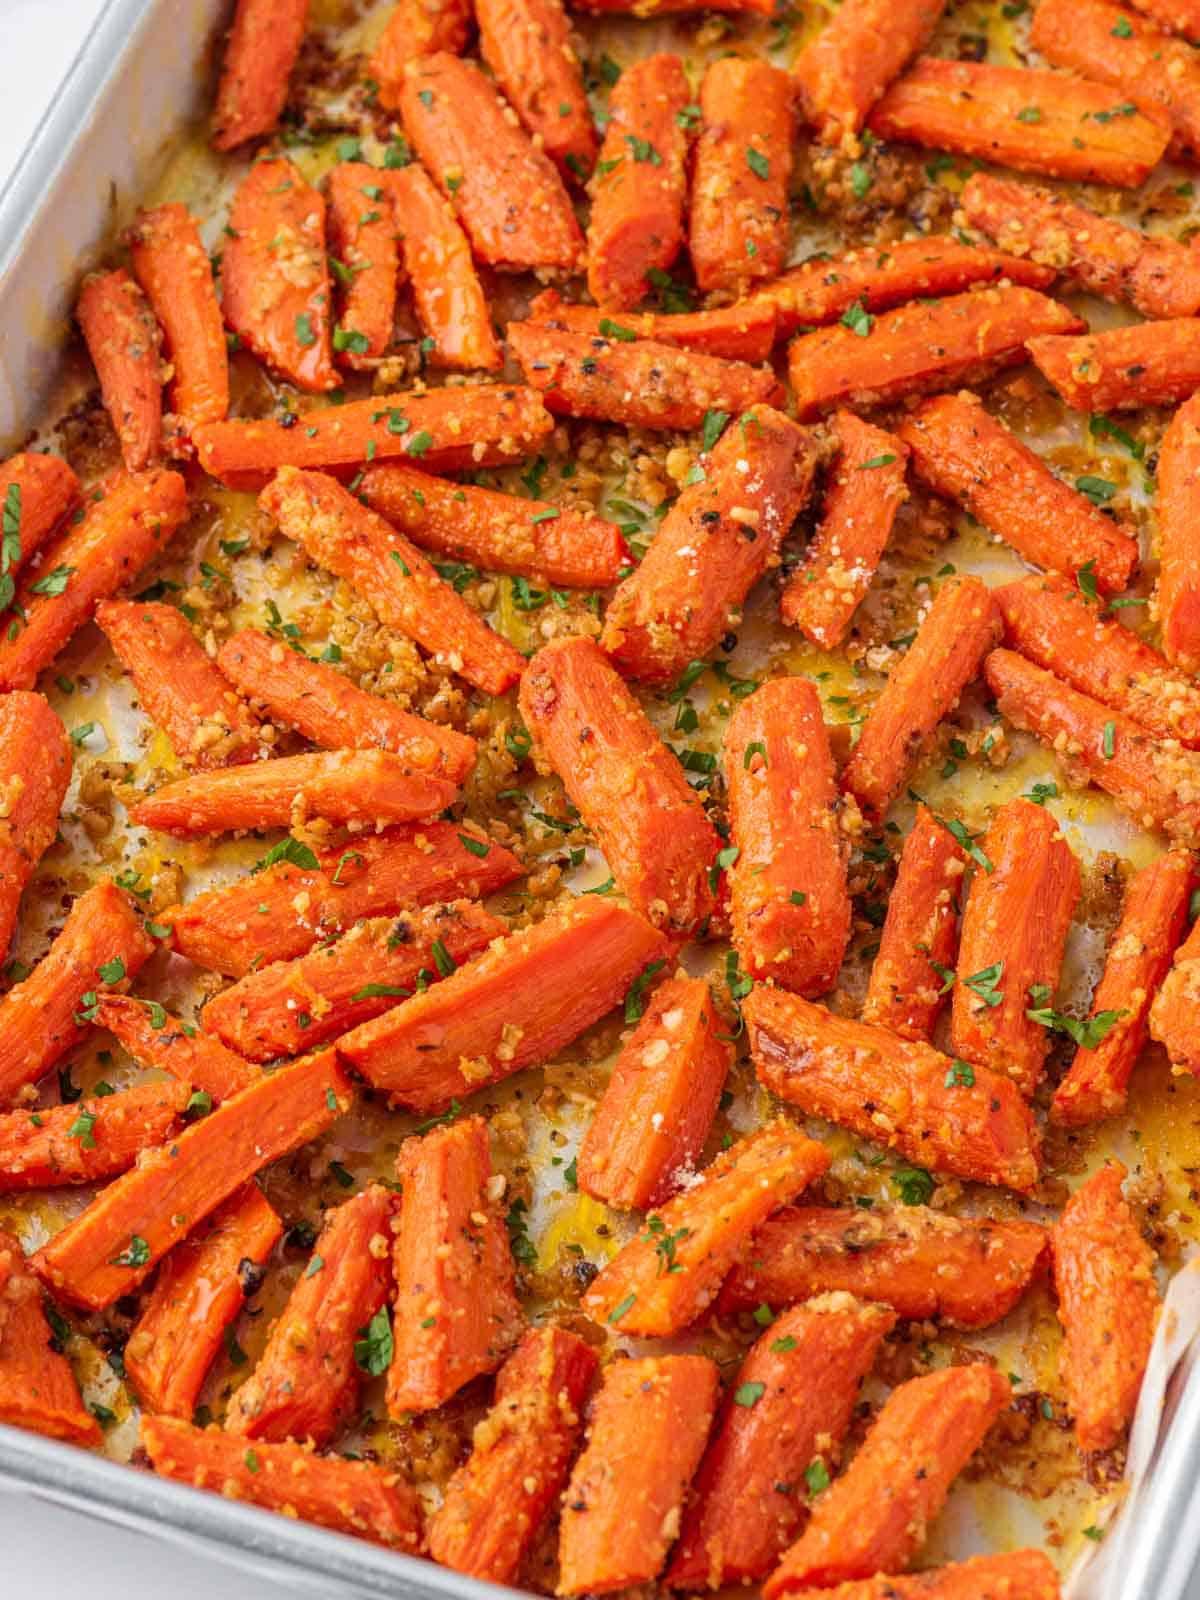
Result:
[586, 53, 691, 310]
[0, 1080, 188, 1193]
[125, 1184, 282, 1419]
[1128, 0, 1200, 35]
[861, 804, 966, 1043]
[141, 1415, 422, 1548]
[1028, 318, 1200, 413]
[518, 636, 723, 934]
[91, 993, 260, 1103]
[128, 203, 230, 434]
[1149, 903, 1200, 1075]
[601, 405, 816, 683]
[787, 287, 1083, 421]
[476, 0, 597, 183]
[326, 163, 400, 368]
[666, 1299, 897, 1591]
[359, 460, 627, 588]
[32, 1048, 349, 1312]
[0, 691, 71, 958]
[581, 1122, 831, 1336]
[339, 896, 670, 1112]
[576, 973, 732, 1210]
[77, 269, 163, 472]
[211, 0, 308, 150]
[794, 0, 946, 140]
[745, 985, 1042, 1191]
[427, 1325, 598, 1584]
[215, 627, 477, 780]
[527, 289, 779, 362]
[842, 575, 1002, 822]
[771, 1549, 1062, 1600]
[369, 0, 473, 114]
[0, 1229, 99, 1446]
[0, 879, 155, 1110]
[558, 1355, 719, 1595]
[573, 0, 773, 12]
[0, 453, 80, 574]
[1156, 390, 1200, 672]
[780, 411, 909, 648]
[1054, 850, 1192, 1126]
[0, 466, 190, 693]
[388, 1115, 523, 1413]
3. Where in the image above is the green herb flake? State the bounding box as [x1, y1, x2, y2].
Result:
[354, 1305, 394, 1375]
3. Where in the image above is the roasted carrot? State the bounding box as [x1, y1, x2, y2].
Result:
[125, 1184, 282, 1419]
[745, 986, 1041, 1191]
[780, 411, 909, 648]
[211, 0, 308, 150]
[1128, 0, 1200, 35]
[0, 1080, 188, 1193]
[787, 287, 1083, 421]
[576, 974, 732, 1210]
[602, 406, 816, 683]
[215, 627, 477, 780]
[77, 268, 163, 472]
[527, 289, 779, 363]
[32, 1048, 349, 1311]
[141, 1416, 422, 1548]
[369, 0, 473, 114]
[0, 453, 79, 574]
[1028, 318, 1200, 413]
[0, 879, 154, 1110]
[794, 0, 945, 140]
[574, 0, 772, 12]
[773, 1550, 1062, 1599]
[127, 203, 229, 434]
[587, 53, 691, 310]
[519, 636, 723, 934]
[92, 993, 260, 1103]
[842, 575, 1003, 822]
[861, 805, 966, 1043]
[1149, 907, 1200, 1075]
[259, 466, 527, 696]
[558, 1355, 719, 1595]
[427, 1325, 598, 1584]
[582, 1122, 831, 1336]
[326, 163, 400, 368]
[0, 692, 71, 959]
[0, 466, 190, 693]
[476, 0, 597, 183]
[1156, 390, 1200, 672]
[0, 1229, 99, 1446]
[666, 1298, 897, 1590]
[388, 1116, 523, 1413]
[339, 896, 670, 1112]
[400, 53, 583, 270]
[763, 1365, 1012, 1595]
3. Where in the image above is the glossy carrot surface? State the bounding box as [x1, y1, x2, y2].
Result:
[0, 691, 71, 958]
[0, 1229, 100, 1446]
[795, 0, 945, 138]
[128, 203, 229, 433]
[77, 270, 163, 472]
[212, 0, 308, 150]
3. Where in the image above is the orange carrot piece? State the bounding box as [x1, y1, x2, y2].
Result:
[576, 973, 732, 1210]
[339, 897, 670, 1112]
[211, 0, 308, 150]
[1054, 850, 1192, 1126]
[427, 1325, 598, 1584]
[388, 1116, 523, 1414]
[842, 575, 1002, 822]
[794, 0, 945, 140]
[899, 396, 1139, 595]
[1128, 0, 1200, 35]
[370, 0, 473, 114]
[32, 1049, 349, 1311]
[861, 805, 966, 1043]
[91, 993, 260, 1103]
[1029, 318, 1200, 413]
[574, 0, 772, 12]
[1149, 904, 1200, 1075]
[558, 1355, 719, 1595]
[1157, 390, 1200, 672]
[477, 0, 597, 183]
[222, 159, 338, 393]
[0, 1229, 99, 1446]
[780, 411, 909, 647]
[667, 1299, 897, 1590]
[527, 289, 779, 362]
[141, 1415, 422, 1548]
[0, 692, 71, 958]
[774, 1549, 1062, 1600]
[0, 466, 190, 694]
[719, 1205, 1048, 1329]
[77, 268, 163, 472]
[787, 287, 1082, 421]
[0, 1079, 187, 1193]
[326, 164, 400, 368]
[0, 879, 154, 1110]
[125, 1184, 282, 1419]
[582, 1122, 831, 1336]
[746, 986, 1041, 1191]
[128, 203, 229, 434]
[0, 453, 79, 574]
[519, 636, 723, 934]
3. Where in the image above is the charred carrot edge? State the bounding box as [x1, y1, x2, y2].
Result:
[1149, 902, 1200, 1074]
[400, 54, 583, 271]
[141, 1415, 422, 1548]
[1053, 1160, 1159, 1453]
[128, 203, 230, 433]
[577, 973, 732, 1210]
[0, 467, 190, 694]
[861, 805, 966, 1043]
[326, 163, 401, 368]
[842, 575, 1002, 822]
[369, 0, 473, 114]
[527, 290, 779, 363]
[582, 1122, 831, 1336]
[427, 1325, 599, 1585]
[216, 626, 477, 780]
[0, 1229, 100, 1446]
[77, 269, 163, 473]
[0, 879, 154, 1110]
[260, 467, 526, 696]
[388, 1116, 523, 1414]
[794, 0, 945, 139]
[0, 453, 80, 574]
[0, 692, 71, 958]
[602, 406, 815, 683]
[519, 637, 722, 934]
[770, 1549, 1062, 1600]
[202, 900, 505, 1061]
[1028, 319, 1200, 413]
[667, 1299, 897, 1590]
[221, 159, 338, 392]
[92, 993, 260, 1102]
[586, 53, 691, 310]
[1156, 390, 1200, 672]
[1054, 850, 1192, 1126]
[476, 0, 597, 183]
[0, 1080, 188, 1193]
[1129, 0, 1200, 39]
[780, 411, 909, 649]
[31, 1048, 349, 1311]
[339, 896, 670, 1113]
[125, 1184, 282, 1419]
[558, 1355, 720, 1595]
[745, 985, 1041, 1191]
[211, 0, 308, 150]
[787, 287, 1083, 422]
